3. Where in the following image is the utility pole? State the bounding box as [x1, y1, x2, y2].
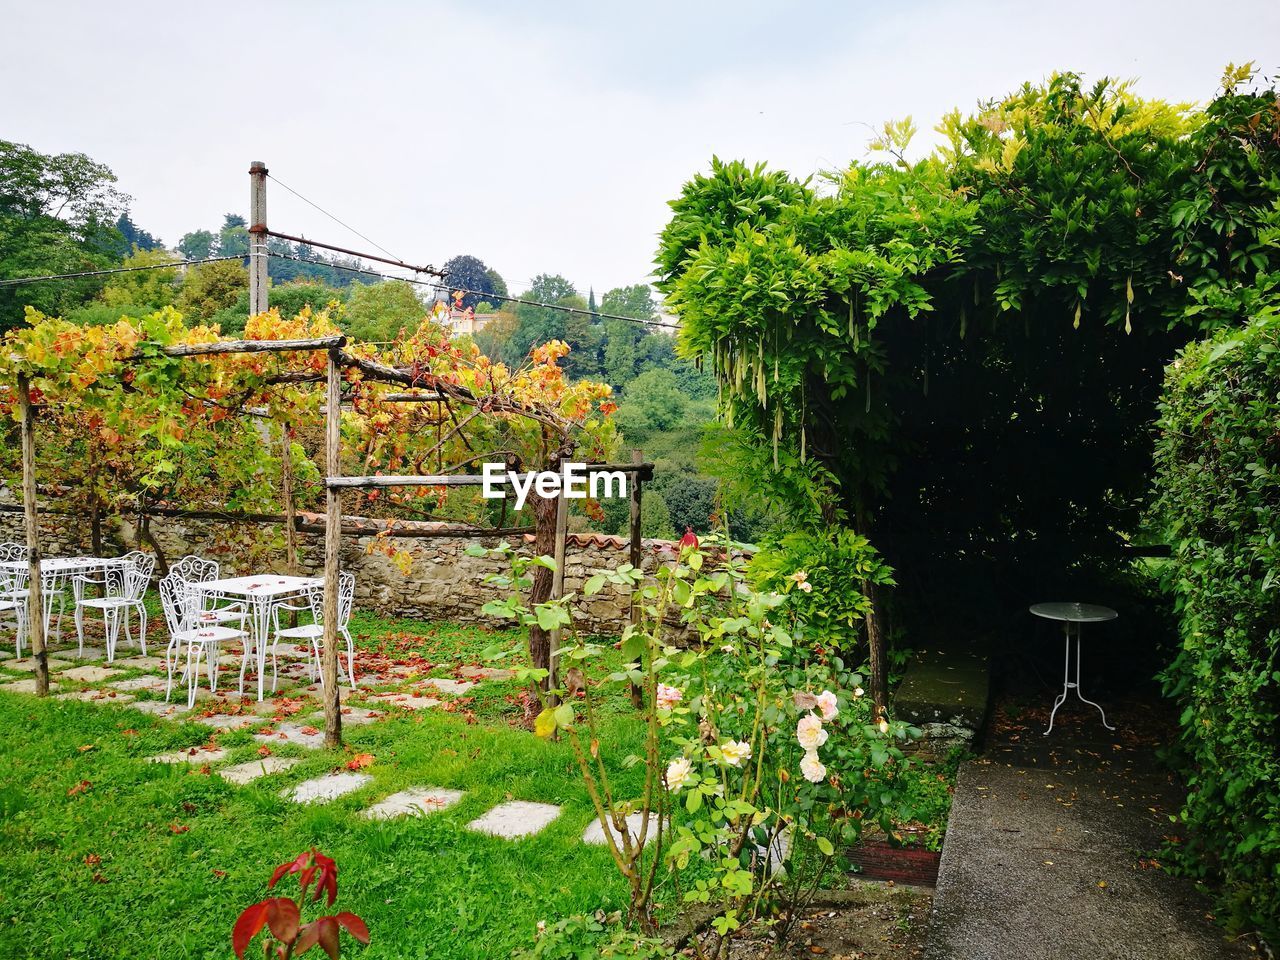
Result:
[248, 161, 269, 316]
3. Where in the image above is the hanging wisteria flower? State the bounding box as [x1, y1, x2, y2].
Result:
[719, 739, 752, 767]
[656, 683, 683, 710]
[815, 690, 839, 721]
[800, 750, 827, 783]
[789, 570, 813, 593]
[665, 756, 693, 792]
[796, 713, 828, 750]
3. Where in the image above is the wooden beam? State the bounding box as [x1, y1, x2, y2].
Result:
[147, 335, 347, 358]
[326, 475, 488, 488]
[17, 374, 49, 697]
[380, 393, 448, 402]
[321, 348, 343, 749]
[324, 462, 654, 489]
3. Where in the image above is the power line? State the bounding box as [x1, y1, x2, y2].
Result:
[0, 256, 243, 288]
[267, 252, 679, 330]
[266, 172, 403, 263]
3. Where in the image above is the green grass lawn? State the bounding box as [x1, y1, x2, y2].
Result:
[0, 613, 649, 960]
[0, 608, 954, 959]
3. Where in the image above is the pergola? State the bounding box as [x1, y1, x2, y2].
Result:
[8, 332, 653, 747]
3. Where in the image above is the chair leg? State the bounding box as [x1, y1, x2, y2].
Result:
[136, 605, 147, 655]
[187, 643, 200, 710]
[164, 641, 176, 702]
[342, 627, 356, 687]
[208, 644, 218, 694]
[75, 602, 85, 654]
[104, 608, 120, 662]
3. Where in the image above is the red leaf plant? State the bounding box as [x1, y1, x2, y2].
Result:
[233, 849, 369, 959]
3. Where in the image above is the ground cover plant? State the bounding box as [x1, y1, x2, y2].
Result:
[0, 607, 952, 960]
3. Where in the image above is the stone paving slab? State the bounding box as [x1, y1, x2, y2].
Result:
[192, 713, 259, 732]
[0, 678, 60, 694]
[127, 699, 184, 717]
[109, 676, 168, 692]
[254, 722, 326, 749]
[46, 646, 107, 661]
[418, 677, 475, 696]
[459, 665, 516, 681]
[583, 812, 652, 847]
[112, 655, 166, 671]
[467, 800, 561, 839]
[284, 771, 372, 804]
[325, 706, 383, 726]
[366, 692, 441, 711]
[61, 665, 122, 683]
[362, 787, 464, 820]
[150, 746, 229, 764]
[56, 689, 136, 705]
[218, 756, 301, 785]
[1, 656, 75, 672]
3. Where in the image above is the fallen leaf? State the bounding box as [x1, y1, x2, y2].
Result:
[257, 745, 273, 757]
[169, 823, 189, 834]
[84, 854, 101, 866]
[345, 753, 375, 771]
[67, 780, 92, 797]
[78, 744, 95, 753]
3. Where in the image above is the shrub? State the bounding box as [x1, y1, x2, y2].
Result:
[1152, 276, 1280, 942]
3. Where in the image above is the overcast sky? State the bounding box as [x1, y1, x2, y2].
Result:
[3, 0, 1277, 297]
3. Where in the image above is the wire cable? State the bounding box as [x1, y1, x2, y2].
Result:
[0, 256, 244, 287]
[267, 252, 679, 330]
[267, 172, 403, 263]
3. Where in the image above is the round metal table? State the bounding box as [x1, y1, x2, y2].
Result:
[1030, 602, 1118, 735]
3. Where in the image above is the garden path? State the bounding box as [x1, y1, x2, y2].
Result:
[0, 638, 630, 846]
[924, 695, 1257, 960]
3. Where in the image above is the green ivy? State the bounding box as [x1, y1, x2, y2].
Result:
[1152, 271, 1280, 942]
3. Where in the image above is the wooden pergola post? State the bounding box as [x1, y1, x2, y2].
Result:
[321, 347, 343, 749]
[628, 448, 644, 708]
[17, 373, 49, 696]
[547, 461, 569, 698]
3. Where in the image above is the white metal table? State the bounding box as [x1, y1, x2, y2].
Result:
[1, 555, 130, 642]
[193, 574, 322, 701]
[1030, 602, 1118, 735]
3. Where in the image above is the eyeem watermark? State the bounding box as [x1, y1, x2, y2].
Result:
[482, 462, 628, 510]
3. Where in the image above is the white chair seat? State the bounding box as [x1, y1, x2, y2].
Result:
[0, 599, 25, 611]
[80, 597, 136, 610]
[174, 626, 245, 644]
[276, 624, 322, 640]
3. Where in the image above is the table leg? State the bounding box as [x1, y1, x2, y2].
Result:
[255, 598, 270, 702]
[1072, 626, 1115, 731]
[1045, 621, 1115, 734]
[1045, 622, 1072, 735]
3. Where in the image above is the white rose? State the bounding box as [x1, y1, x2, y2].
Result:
[800, 750, 827, 783]
[719, 739, 752, 767]
[666, 756, 693, 792]
[815, 690, 839, 721]
[796, 713, 828, 750]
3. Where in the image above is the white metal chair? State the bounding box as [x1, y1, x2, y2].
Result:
[75, 553, 155, 660]
[160, 574, 247, 709]
[271, 572, 356, 690]
[170, 555, 246, 626]
[0, 565, 29, 658]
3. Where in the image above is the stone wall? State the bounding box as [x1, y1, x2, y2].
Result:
[0, 490, 713, 634]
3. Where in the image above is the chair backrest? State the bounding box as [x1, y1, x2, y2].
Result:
[120, 550, 156, 584]
[159, 574, 190, 636]
[306, 572, 355, 630]
[0, 542, 27, 564]
[171, 555, 218, 583]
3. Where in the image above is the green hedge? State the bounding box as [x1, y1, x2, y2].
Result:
[1153, 287, 1280, 942]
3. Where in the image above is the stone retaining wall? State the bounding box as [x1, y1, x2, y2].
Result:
[0, 491, 715, 634]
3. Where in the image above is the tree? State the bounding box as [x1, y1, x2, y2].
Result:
[217, 213, 249, 257]
[178, 229, 216, 261]
[343, 281, 427, 342]
[100, 248, 178, 311]
[176, 259, 249, 321]
[0, 139, 129, 329]
[600, 284, 658, 323]
[441, 254, 506, 310]
[614, 369, 688, 433]
[506, 274, 578, 362]
[111, 213, 162, 254]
